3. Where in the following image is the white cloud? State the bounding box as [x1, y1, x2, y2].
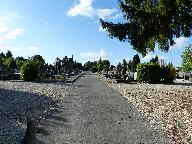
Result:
[27, 46, 39, 50]
[0, 11, 24, 43]
[0, 46, 40, 57]
[98, 26, 105, 32]
[109, 13, 123, 21]
[0, 46, 39, 52]
[4, 28, 24, 39]
[67, 0, 119, 20]
[67, 0, 95, 18]
[80, 49, 107, 60]
[96, 8, 117, 19]
[0, 24, 8, 33]
[170, 37, 189, 49]
[3, 11, 23, 19]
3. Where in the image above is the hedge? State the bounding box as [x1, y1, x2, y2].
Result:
[137, 62, 176, 84]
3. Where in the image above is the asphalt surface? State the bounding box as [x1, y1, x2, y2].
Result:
[36, 72, 168, 144]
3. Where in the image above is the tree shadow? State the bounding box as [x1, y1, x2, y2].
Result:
[164, 82, 192, 87]
[0, 88, 58, 144]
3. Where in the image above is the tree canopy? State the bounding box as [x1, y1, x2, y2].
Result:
[100, 0, 192, 56]
[132, 54, 140, 72]
[181, 44, 192, 72]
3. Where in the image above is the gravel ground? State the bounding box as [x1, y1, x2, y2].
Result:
[36, 72, 169, 144]
[0, 81, 75, 144]
[97, 76, 192, 144]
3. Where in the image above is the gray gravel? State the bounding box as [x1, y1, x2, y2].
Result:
[0, 81, 74, 144]
[36, 71, 169, 144]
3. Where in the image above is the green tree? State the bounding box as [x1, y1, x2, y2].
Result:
[0, 52, 5, 58]
[100, 0, 192, 56]
[117, 62, 122, 73]
[120, 59, 128, 79]
[75, 62, 83, 70]
[150, 55, 159, 63]
[31, 55, 45, 77]
[84, 61, 92, 71]
[102, 60, 110, 71]
[181, 45, 192, 72]
[31, 55, 45, 64]
[20, 60, 39, 81]
[15, 56, 27, 70]
[5, 50, 13, 58]
[3, 57, 16, 72]
[97, 58, 104, 72]
[83, 61, 97, 72]
[132, 54, 140, 72]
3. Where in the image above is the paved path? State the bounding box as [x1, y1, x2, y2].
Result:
[36, 72, 168, 144]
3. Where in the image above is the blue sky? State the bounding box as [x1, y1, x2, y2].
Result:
[0, 0, 191, 67]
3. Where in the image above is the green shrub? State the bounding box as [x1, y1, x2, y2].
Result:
[161, 65, 176, 83]
[148, 63, 162, 83]
[20, 60, 40, 81]
[137, 62, 161, 83]
[137, 62, 176, 84]
[90, 66, 97, 73]
[137, 63, 149, 83]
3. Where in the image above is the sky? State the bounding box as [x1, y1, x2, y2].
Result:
[0, 0, 191, 67]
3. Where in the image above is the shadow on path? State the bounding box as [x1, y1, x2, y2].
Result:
[0, 88, 57, 144]
[36, 72, 169, 144]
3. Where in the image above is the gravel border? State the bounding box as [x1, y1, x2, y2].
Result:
[96, 75, 192, 144]
[0, 81, 76, 143]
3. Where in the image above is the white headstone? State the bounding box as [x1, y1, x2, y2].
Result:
[134, 72, 137, 81]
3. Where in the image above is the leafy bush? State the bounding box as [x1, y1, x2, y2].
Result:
[90, 66, 97, 73]
[20, 60, 40, 81]
[137, 62, 161, 83]
[148, 63, 162, 83]
[137, 62, 176, 84]
[161, 65, 176, 83]
[137, 63, 150, 83]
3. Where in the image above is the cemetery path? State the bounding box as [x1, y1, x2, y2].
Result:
[36, 71, 168, 144]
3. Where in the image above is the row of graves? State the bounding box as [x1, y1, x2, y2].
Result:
[101, 67, 192, 83]
[0, 55, 82, 81]
[177, 71, 192, 81]
[45, 55, 77, 79]
[101, 68, 137, 83]
[0, 66, 20, 80]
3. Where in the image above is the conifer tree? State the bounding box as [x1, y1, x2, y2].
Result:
[100, 0, 192, 56]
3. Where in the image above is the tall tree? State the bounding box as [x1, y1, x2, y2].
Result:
[181, 45, 192, 72]
[117, 62, 122, 73]
[3, 57, 16, 72]
[31, 55, 45, 77]
[121, 59, 128, 78]
[100, 0, 192, 56]
[0, 52, 5, 58]
[150, 55, 159, 63]
[6, 50, 13, 58]
[15, 56, 27, 70]
[132, 54, 140, 72]
[102, 60, 110, 71]
[31, 55, 45, 64]
[55, 57, 61, 74]
[97, 58, 104, 72]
